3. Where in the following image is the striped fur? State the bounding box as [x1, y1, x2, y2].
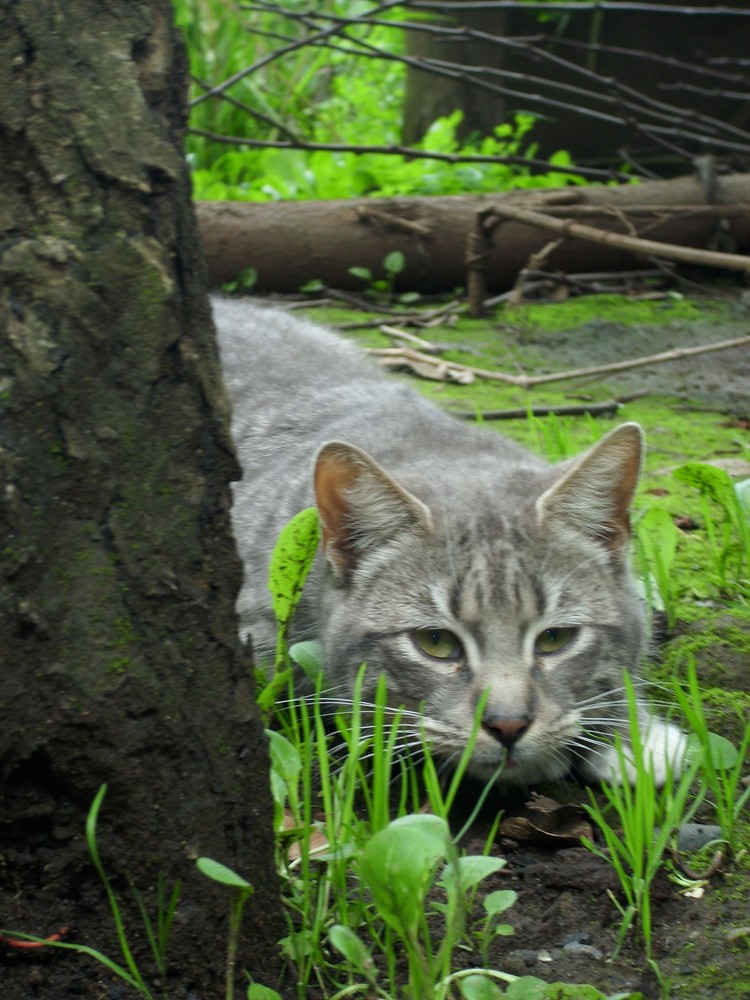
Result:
[216, 297, 685, 787]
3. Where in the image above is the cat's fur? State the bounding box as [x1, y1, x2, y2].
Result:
[215, 296, 685, 786]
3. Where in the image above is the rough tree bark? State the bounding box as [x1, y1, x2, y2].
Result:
[197, 172, 750, 293]
[0, 1, 281, 996]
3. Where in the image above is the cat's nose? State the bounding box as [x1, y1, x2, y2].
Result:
[483, 717, 531, 748]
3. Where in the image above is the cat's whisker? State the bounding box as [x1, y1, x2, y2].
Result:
[573, 680, 651, 707]
[220, 297, 681, 792]
[569, 738, 617, 765]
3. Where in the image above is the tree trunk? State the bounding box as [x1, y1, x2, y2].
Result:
[197, 172, 750, 294]
[0, 2, 281, 996]
[402, 5, 508, 145]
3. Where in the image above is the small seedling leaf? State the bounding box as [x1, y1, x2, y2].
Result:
[268, 507, 320, 630]
[442, 855, 504, 894]
[289, 640, 324, 682]
[458, 974, 505, 999]
[266, 729, 302, 785]
[483, 888, 518, 917]
[247, 986, 284, 1000]
[384, 250, 405, 275]
[329, 924, 375, 977]
[349, 266, 372, 281]
[195, 857, 252, 890]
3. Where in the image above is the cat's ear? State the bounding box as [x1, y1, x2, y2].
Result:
[314, 441, 432, 574]
[536, 422, 643, 552]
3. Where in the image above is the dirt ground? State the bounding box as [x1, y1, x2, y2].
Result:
[2, 291, 749, 999]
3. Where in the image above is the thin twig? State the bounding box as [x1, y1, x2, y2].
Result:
[451, 399, 625, 420]
[367, 334, 750, 388]
[484, 202, 750, 273]
[379, 325, 439, 352]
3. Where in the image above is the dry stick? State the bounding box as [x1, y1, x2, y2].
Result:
[508, 238, 565, 306]
[379, 325, 439, 352]
[484, 202, 750, 274]
[367, 334, 750, 389]
[532, 203, 750, 219]
[452, 399, 625, 420]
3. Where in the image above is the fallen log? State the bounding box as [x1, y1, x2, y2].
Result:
[196, 172, 750, 294]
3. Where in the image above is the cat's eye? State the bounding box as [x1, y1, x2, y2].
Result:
[412, 628, 463, 660]
[535, 626, 578, 655]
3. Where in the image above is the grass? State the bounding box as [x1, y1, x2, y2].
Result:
[581, 675, 705, 962]
[0, 785, 181, 1000]
[673, 657, 750, 858]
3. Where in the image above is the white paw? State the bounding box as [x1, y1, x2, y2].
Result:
[585, 712, 688, 787]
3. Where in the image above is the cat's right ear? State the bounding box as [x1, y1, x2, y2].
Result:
[314, 441, 433, 575]
[536, 422, 643, 553]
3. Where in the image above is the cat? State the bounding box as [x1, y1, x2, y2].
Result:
[214, 296, 686, 787]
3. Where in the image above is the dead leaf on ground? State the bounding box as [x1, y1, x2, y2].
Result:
[283, 809, 331, 863]
[376, 355, 476, 384]
[499, 793, 594, 845]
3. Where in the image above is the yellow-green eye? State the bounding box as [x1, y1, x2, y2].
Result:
[412, 628, 463, 660]
[535, 626, 577, 655]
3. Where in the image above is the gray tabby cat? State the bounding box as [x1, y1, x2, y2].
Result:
[215, 296, 685, 787]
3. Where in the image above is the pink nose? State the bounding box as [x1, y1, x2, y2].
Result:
[483, 717, 530, 749]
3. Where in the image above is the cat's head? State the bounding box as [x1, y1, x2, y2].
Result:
[311, 424, 648, 786]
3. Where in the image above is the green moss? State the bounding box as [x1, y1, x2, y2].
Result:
[497, 292, 710, 332]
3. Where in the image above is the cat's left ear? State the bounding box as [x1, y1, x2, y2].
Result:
[314, 441, 433, 575]
[536, 422, 643, 552]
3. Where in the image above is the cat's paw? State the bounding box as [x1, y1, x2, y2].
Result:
[585, 713, 688, 787]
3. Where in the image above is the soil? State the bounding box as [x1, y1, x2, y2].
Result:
[3, 290, 749, 999]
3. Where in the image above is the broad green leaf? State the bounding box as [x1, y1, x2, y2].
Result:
[705, 731, 739, 770]
[504, 978, 548, 1000]
[541, 985, 635, 999]
[505, 980, 622, 1000]
[195, 857, 252, 890]
[268, 507, 320, 630]
[358, 814, 450, 934]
